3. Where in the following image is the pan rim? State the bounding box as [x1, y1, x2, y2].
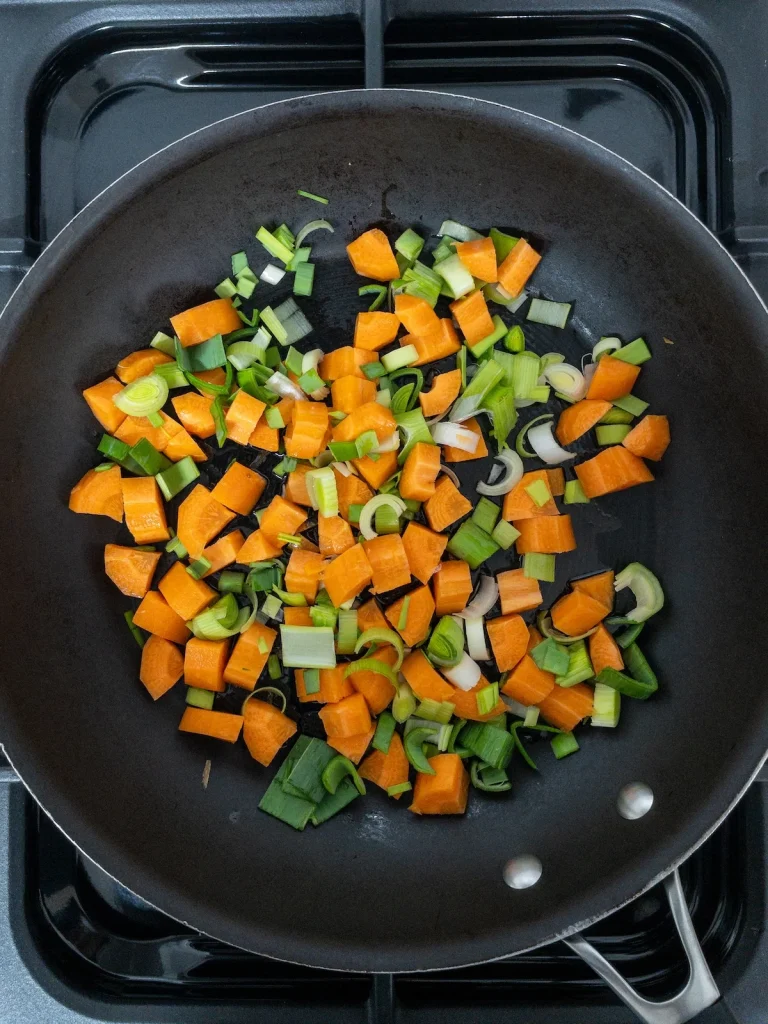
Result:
[2, 86, 767, 972]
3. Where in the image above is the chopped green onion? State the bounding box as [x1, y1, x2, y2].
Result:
[236, 308, 260, 327]
[231, 250, 249, 276]
[358, 493, 407, 540]
[374, 502, 400, 535]
[174, 334, 226, 372]
[303, 668, 321, 694]
[526, 298, 571, 328]
[489, 227, 520, 262]
[525, 478, 551, 507]
[265, 407, 284, 428]
[274, 223, 295, 250]
[310, 604, 337, 629]
[437, 220, 482, 242]
[298, 368, 324, 394]
[218, 570, 245, 595]
[470, 761, 511, 793]
[511, 351, 540, 402]
[354, 430, 378, 458]
[311, 777, 360, 824]
[460, 722, 514, 770]
[596, 642, 658, 698]
[279, 625, 336, 669]
[129, 437, 172, 476]
[186, 556, 212, 580]
[322, 755, 366, 796]
[258, 306, 287, 345]
[596, 424, 631, 445]
[353, 627, 405, 666]
[343, 657, 398, 688]
[531, 637, 570, 676]
[215, 277, 238, 299]
[267, 654, 282, 680]
[427, 615, 464, 668]
[599, 407, 634, 425]
[150, 331, 176, 356]
[472, 497, 500, 534]
[551, 731, 579, 759]
[395, 228, 425, 262]
[504, 325, 525, 353]
[328, 440, 358, 461]
[185, 686, 215, 709]
[336, 608, 359, 656]
[515, 413, 554, 458]
[155, 456, 200, 500]
[97, 434, 145, 474]
[457, 344, 467, 388]
[283, 736, 336, 805]
[491, 519, 520, 550]
[396, 595, 411, 632]
[613, 393, 649, 416]
[261, 594, 283, 620]
[529, 385, 551, 403]
[305, 466, 338, 517]
[348, 503, 363, 524]
[523, 706, 540, 728]
[394, 408, 435, 465]
[555, 639, 594, 687]
[522, 552, 556, 582]
[293, 262, 315, 297]
[592, 682, 621, 727]
[482, 383, 517, 454]
[615, 622, 645, 648]
[259, 750, 315, 830]
[287, 246, 311, 271]
[256, 225, 293, 265]
[362, 360, 387, 380]
[359, 284, 386, 311]
[447, 521, 499, 570]
[415, 699, 455, 725]
[329, 410, 346, 424]
[165, 531, 188, 558]
[564, 479, 590, 504]
[113, 373, 169, 418]
[371, 711, 397, 755]
[123, 610, 145, 648]
[450, 358, 504, 422]
[153, 361, 189, 389]
[614, 337, 652, 365]
[387, 781, 412, 797]
[468, 314, 507, 358]
[392, 681, 416, 723]
[382, 345, 418, 372]
[623, 642, 658, 688]
[272, 585, 306, 605]
[476, 682, 499, 716]
[433, 252, 474, 299]
[211, 396, 228, 448]
[297, 189, 329, 204]
[614, 562, 664, 622]
[404, 726, 437, 774]
[294, 218, 333, 249]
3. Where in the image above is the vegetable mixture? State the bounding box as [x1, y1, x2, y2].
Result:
[70, 200, 671, 828]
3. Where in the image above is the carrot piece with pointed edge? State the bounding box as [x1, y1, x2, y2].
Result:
[113, 412, 167, 451]
[385, 584, 435, 647]
[170, 297, 240, 347]
[575, 446, 654, 498]
[449, 289, 494, 345]
[354, 311, 400, 351]
[497, 238, 541, 297]
[357, 597, 389, 632]
[223, 621, 277, 690]
[359, 731, 409, 795]
[487, 614, 529, 672]
[320, 346, 378, 381]
[163, 424, 207, 464]
[284, 548, 325, 602]
[538, 683, 594, 731]
[419, 369, 462, 418]
[455, 237, 498, 282]
[346, 228, 399, 281]
[424, 476, 472, 532]
[178, 707, 243, 742]
[348, 646, 397, 715]
[210, 462, 266, 515]
[224, 390, 265, 445]
[432, 560, 472, 616]
[177, 484, 235, 560]
[401, 319, 461, 366]
[622, 414, 671, 462]
[69, 465, 123, 523]
[260, 495, 307, 542]
[362, 534, 411, 594]
[586, 355, 641, 401]
[394, 293, 441, 337]
[331, 375, 377, 414]
[589, 623, 624, 676]
[82, 376, 128, 434]
[332, 401, 397, 444]
[449, 675, 506, 721]
[400, 442, 440, 502]
[402, 522, 447, 585]
[183, 637, 229, 692]
[401, 649, 455, 703]
[133, 591, 190, 644]
[104, 544, 161, 598]
[323, 544, 373, 607]
[352, 450, 399, 491]
[556, 399, 612, 446]
[285, 401, 329, 459]
[236, 529, 282, 564]
[172, 393, 216, 439]
[572, 570, 614, 610]
[514, 514, 577, 554]
[200, 531, 244, 577]
[409, 753, 468, 815]
[158, 561, 215, 620]
[318, 514, 355, 557]
[546, 468, 565, 497]
[284, 606, 313, 626]
[295, 667, 354, 704]
[115, 349, 173, 384]
[501, 655, 555, 705]
[442, 416, 489, 462]
[502, 469, 558, 520]
[284, 464, 313, 506]
[122, 476, 169, 543]
[498, 569, 543, 615]
[551, 591, 609, 636]
[242, 699, 297, 766]
[139, 634, 184, 700]
[319, 691, 372, 739]
[327, 727, 376, 765]
[248, 419, 280, 451]
[334, 469, 374, 522]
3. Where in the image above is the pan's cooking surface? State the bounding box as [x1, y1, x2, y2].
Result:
[1, 90, 768, 971]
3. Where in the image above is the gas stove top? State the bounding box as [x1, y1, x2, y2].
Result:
[2, 1, 767, 1021]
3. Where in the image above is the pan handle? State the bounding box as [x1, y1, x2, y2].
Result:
[563, 869, 719, 1024]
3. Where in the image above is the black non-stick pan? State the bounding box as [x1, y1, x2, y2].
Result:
[0, 90, 766, 1020]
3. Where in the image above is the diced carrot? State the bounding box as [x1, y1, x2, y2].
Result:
[295, 666, 355, 704]
[177, 484, 235, 559]
[589, 623, 623, 675]
[224, 390, 265, 445]
[486, 614, 529, 672]
[502, 469, 558, 520]
[546, 468, 565, 497]
[158, 561, 216, 620]
[113, 413, 167, 451]
[574, 446, 654, 498]
[163, 423, 207, 464]
[210, 462, 266, 515]
[497, 568, 543, 614]
[555, 399, 613, 446]
[572, 570, 614, 610]
[399, 442, 440, 502]
[320, 346, 378, 381]
[104, 543, 161, 598]
[400, 649, 455, 703]
[514, 514, 577, 554]
[402, 522, 447, 585]
[402, 319, 461, 366]
[172, 393, 216, 439]
[284, 548, 325, 602]
[334, 468, 374, 522]
[236, 528, 283, 564]
[122, 476, 169, 543]
[284, 606, 313, 626]
[318, 691, 372, 739]
[537, 683, 594, 731]
[419, 369, 462, 418]
[622, 414, 671, 462]
[449, 289, 494, 345]
[354, 311, 400, 351]
[357, 597, 389, 632]
[497, 238, 541, 297]
[133, 591, 190, 644]
[348, 646, 397, 715]
[327, 727, 376, 765]
[184, 637, 229, 692]
[248, 419, 280, 452]
[424, 476, 472, 532]
[386, 584, 435, 647]
[455, 236, 498, 282]
[139, 634, 184, 700]
[432, 560, 472, 616]
[409, 753, 468, 815]
[242, 700, 297, 766]
[115, 349, 173, 384]
[82, 376, 127, 434]
[442, 416, 489, 462]
[323, 544, 373, 607]
[359, 731, 409, 795]
[501, 654, 555, 705]
[223, 622, 277, 690]
[551, 591, 609, 636]
[69, 465, 123, 523]
[196, 368, 226, 387]
[285, 401, 329, 459]
[449, 675, 506, 721]
[586, 355, 641, 401]
[331, 374, 377, 414]
[346, 228, 399, 281]
[178, 707, 243, 742]
[363, 534, 411, 594]
[170, 297, 240, 347]
[200, 531, 244, 577]
[318, 514, 355, 556]
[332, 401, 397, 444]
[352, 450, 399, 491]
[394, 293, 441, 337]
[284, 464, 313, 506]
[260, 495, 308, 542]
[275, 396, 295, 424]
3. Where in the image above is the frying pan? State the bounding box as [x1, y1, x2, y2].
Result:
[0, 89, 766, 1021]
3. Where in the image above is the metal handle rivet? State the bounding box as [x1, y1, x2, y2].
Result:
[617, 782, 654, 820]
[503, 855, 542, 889]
